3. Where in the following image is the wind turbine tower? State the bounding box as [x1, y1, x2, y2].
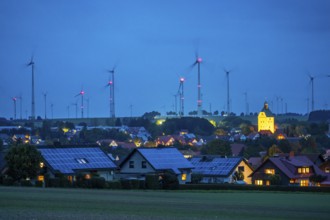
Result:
[178, 77, 185, 117]
[243, 92, 249, 116]
[43, 92, 47, 119]
[75, 90, 85, 118]
[27, 56, 35, 120]
[224, 69, 231, 115]
[309, 75, 315, 112]
[107, 67, 116, 118]
[12, 97, 17, 119]
[191, 56, 203, 116]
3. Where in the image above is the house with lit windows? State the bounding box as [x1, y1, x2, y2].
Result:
[38, 147, 118, 183]
[250, 155, 326, 187]
[258, 101, 275, 134]
[189, 156, 253, 184]
[119, 147, 194, 184]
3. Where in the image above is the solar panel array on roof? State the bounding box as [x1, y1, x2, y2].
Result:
[38, 147, 117, 174]
[138, 148, 193, 174]
[190, 157, 242, 176]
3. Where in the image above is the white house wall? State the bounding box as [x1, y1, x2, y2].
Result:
[120, 151, 155, 174]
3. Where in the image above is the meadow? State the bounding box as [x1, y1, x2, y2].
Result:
[0, 186, 329, 220]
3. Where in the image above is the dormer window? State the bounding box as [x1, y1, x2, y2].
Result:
[76, 158, 88, 164]
[298, 167, 310, 174]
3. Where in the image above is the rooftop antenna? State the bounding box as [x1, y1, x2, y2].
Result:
[106, 66, 117, 119]
[43, 92, 47, 119]
[75, 89, 85, 118]
[26, 55, 35, 120]
[224, 69, 232, 115]
[190, 54, 203, 116]
[12, 97, 17, 120]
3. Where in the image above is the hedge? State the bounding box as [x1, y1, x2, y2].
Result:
[179, 183, 330, 193]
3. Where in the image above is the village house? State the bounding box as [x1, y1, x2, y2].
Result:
[38, 147, 117, 183]
[189, 156, 253, 184]
[250, 154, 327, 187]
[119, 147, 194, 184]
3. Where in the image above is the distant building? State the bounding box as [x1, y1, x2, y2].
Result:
[258, 101, 275, 134]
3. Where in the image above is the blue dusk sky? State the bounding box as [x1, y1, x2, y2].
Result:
[0, 0, 330, 119]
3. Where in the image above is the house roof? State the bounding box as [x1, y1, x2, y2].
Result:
[231, 143, 246, 156]
[250, 156, 325, 179]
[38, 147, 117, 174]
[189, 156, 249, 177]
[121, 147, 194, 174]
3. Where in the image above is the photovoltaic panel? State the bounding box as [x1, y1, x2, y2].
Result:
[38, 147, 117, 174]
[190, 157, 242, 176]
[138, 148, 193, 174]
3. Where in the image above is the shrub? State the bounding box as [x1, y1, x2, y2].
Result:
[191, 174, 203, 184]
[3, 177, 14, 186]
[161, 172, 179, 190]
[90, 177, 106, 189]
[146, 174, 161, 189]
[47, 178, 60, 187]
[107, 180, 122, 189]
[20, 179, 33, 187]
[35, 180, 44, 187]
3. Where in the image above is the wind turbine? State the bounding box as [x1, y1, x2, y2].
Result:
[177, 77, 185, 117]
[243, 92, 249, 116]
[12, 97, 17, 120]
[75, 89, 85, 118]
[310, 75, 315, 112]
[72, 101, 78, 119]
[17, 95, 22, 120]
[190, 56, 203, 116]
[106, 66, 116, 119]
[224, 69, 232, 115]
[43, 92, 47, 119]
[26, 55, 35, 120]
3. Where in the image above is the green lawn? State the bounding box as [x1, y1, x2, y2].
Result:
[0, 186, 329, 220]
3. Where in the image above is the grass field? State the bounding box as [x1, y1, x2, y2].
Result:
[0, 186, 330, 220]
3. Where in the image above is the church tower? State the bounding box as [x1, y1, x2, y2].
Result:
[258, 101, 275, 133]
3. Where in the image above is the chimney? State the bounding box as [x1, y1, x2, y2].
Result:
[289, 151, 295, 158]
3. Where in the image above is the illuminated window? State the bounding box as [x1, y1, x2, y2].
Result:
[39, 162, 44, 168]
[290, 179, 295, 184]
[38, 175, 44, 181]
[300, 180, 309, 187]
[85, 174, 91, 179]
[255, 180, 263, 185]
[265, 169, 275, 174]
[129, 161, 134, 168]
[298, 167, 310, 174]
[182, 173, 187, 181]
[325, 167, 330, 173]
[141, 161, 147, 169]
[266, 180, 270, 186]
[76, 158, 88, 164]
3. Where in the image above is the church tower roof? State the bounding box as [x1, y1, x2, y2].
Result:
[261, 101, 274, 116]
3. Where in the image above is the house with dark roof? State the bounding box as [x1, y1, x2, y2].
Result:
[250, 155, 327, 187]
[189, 156, 253, 184]
[119, 147, 194, 184]
[38, 147, 117, 182]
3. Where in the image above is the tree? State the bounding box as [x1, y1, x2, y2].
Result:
[201, 139, 232, 156]
[5, 144, 42, 182]
[233, 170, 244, 182]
